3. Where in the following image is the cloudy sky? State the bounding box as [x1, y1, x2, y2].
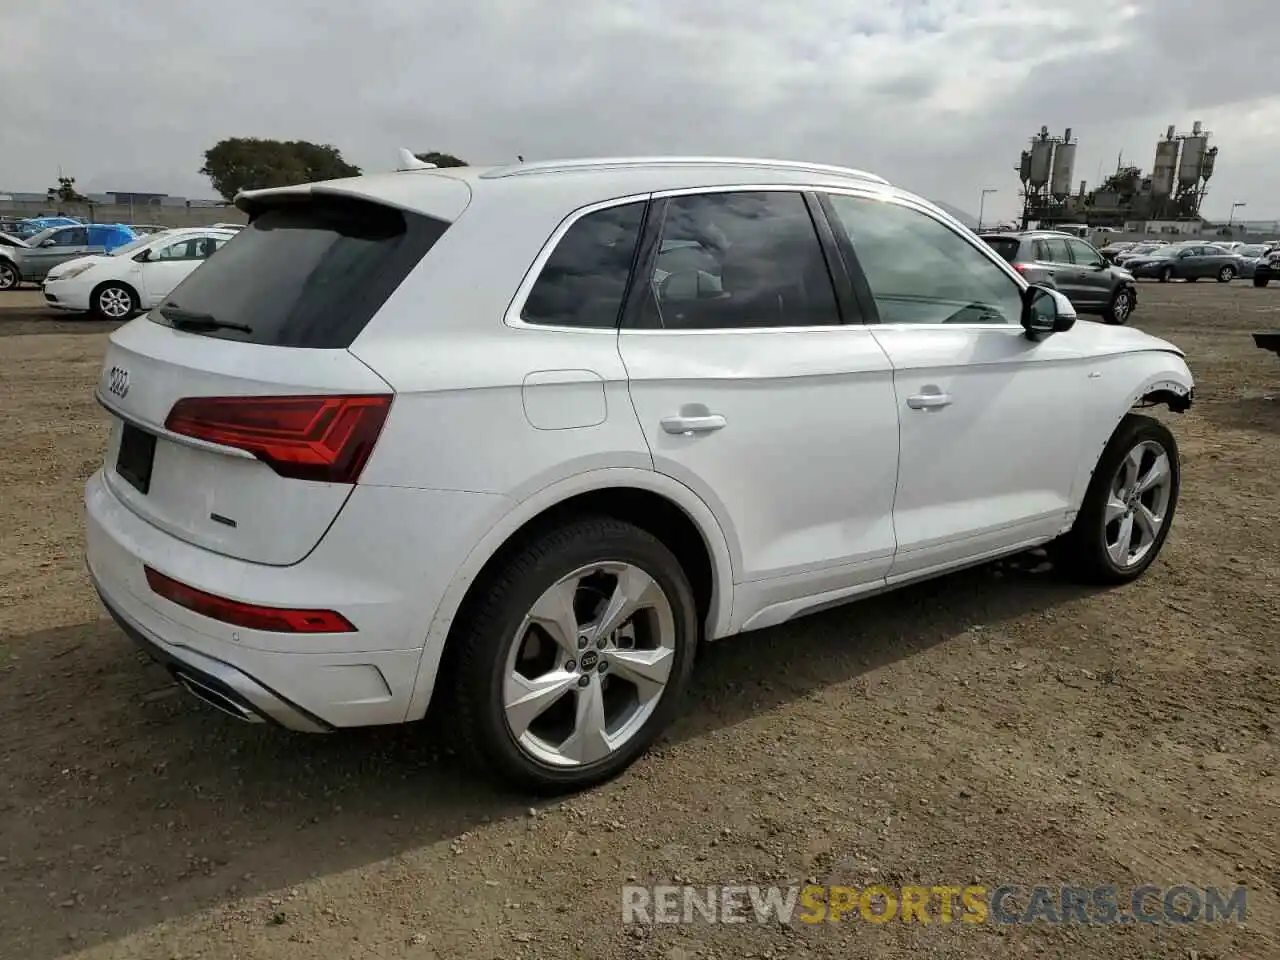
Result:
[4, 0, 1277, 220]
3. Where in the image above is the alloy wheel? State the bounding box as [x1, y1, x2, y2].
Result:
[1103, 440, 1174, 569]
[502, 561, 676, 768]
[98, 286, 133, 319]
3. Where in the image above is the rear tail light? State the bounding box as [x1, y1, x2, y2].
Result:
[145, 567, 356, 633]
[164, 394, 391, 484]
[1011, 263, 1028, 273]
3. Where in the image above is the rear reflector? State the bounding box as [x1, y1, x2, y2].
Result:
[144, 567, 356, 633]
[164, 394, 391, 484]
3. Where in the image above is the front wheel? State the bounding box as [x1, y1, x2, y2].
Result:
[1050, 413, 1179, 585]
[91, 282, 138, 320]
[1254, 275, 1269, 288]
[1217, 265, 1236, 283]
[448, 516, 698, 794]
[1104, 287, 1134, 325]
[1159, 266, 1174, 283]
[0, 260, 18, 291]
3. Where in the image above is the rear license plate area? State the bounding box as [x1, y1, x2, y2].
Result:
[115, 423, 157, 494]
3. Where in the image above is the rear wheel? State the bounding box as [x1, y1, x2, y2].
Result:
[1050, 414, 1179, 585]
[1217, 265, 1236, 282]
[1255, 275, 1270, 288]
[1103, 287, 1134, 325]
[1159, 265, 1174, 283]
[91, 282, 138, 320]
[448, 516, 697, 794]
[0, 260, 18, 291]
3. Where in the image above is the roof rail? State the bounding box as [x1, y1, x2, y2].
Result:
[479, 156, 890, 185]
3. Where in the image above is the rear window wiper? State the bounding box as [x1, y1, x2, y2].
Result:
[159, 304, 253, 334]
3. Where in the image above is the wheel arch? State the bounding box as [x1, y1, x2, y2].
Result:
[402, 468, 736, 722]
[1066, 357, 1193, 517]
[91, 276, 140, 304]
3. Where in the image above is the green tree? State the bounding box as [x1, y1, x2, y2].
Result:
[47, 176, 87, 203]
[414, 151, 467, 168]
[199, 138, 362, 201]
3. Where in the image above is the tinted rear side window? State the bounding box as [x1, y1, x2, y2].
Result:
[981, 237, 1021, 262]
[521, 202, 646, 328]
[149, 197, 448, 348]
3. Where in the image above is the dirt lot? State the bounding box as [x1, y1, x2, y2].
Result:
[1, 284, 1276, 959]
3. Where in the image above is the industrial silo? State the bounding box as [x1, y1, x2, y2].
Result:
[1049, 128, 1076, 197]
[1029, 134, 1054, 190]
[1178, 125, 1207, 189]
[1152, 136, 1180, 198]
[1018, 150, 1033, 184]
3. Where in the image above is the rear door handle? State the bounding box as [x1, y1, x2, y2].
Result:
[906, 392, 952, 410]
[661, 414, 727, 435]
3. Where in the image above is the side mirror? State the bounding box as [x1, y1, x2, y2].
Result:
[40, 239, 57, 248]
[133, 249, 151, 262]
[1021, 285, 1076, 340]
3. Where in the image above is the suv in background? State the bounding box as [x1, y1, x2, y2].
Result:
[980, 231, 1137, 324]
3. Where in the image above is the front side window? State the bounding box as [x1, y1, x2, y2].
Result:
[825, 194, 1022, 325]
[1067, 239, 1103, 267]
[635, 190, 840, 330]
[155, 236, 222, 260]
[50, 227, 87, 247]
[521, 202, 646, 328]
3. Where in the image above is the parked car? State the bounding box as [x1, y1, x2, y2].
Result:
[979, 230, 1137, 324]
[86, 156, 1194, 793]
[0, 223, 137, 289]
[12, 216, 82, 239]
[1098, 241, 1136, 263]
[1252, 248, 1280, 287]
[1232, 244, 1270, 279]
[42, 227, 236, 319]
[1113, 243, 1164, 266]
[1123, 244, 1241, 282]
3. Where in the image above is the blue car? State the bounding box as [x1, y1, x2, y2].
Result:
[13, 216, 83, 239]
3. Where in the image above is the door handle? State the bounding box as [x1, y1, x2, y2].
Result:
[661, 414, 726, 435]
[906, 392, 952, 410]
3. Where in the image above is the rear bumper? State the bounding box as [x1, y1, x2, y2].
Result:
[85, 466, 506, 728]
[91, 569, 332, 732]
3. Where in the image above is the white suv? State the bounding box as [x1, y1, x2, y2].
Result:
[85, 157, 1194, 793]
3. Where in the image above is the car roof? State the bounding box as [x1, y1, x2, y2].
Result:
[235, 156, 917, 223]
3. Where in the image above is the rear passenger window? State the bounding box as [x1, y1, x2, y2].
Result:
[634, 191, 840, 329]
[522, 202, 646, 328]
[1041, 237, 1072, 263]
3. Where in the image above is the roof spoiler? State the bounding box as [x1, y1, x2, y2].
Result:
[396, 149, 436, 171]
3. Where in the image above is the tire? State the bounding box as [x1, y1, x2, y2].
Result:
[91, 282, 138, 320]
[1103, 287, 1134, 325]
[1050, 413, 1180, 586]
[0, 260, 18, 291]
[448, 516, 698, 794]
[1159, 266, 1173, 283]
[1217, 265, 1235, 283]
[1254, 276, 1269, 288]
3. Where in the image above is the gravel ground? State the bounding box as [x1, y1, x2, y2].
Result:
[1, 283, 1277, 960]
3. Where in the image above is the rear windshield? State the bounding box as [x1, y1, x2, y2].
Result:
[149, 196, 448, 348]
[981, 237, 1021, 262]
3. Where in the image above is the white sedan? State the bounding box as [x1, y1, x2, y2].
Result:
[85, 156, 1193, 793]
[43, 227, 236, 319]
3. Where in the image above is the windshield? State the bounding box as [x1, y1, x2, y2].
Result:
[25, 228, 57, 246]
